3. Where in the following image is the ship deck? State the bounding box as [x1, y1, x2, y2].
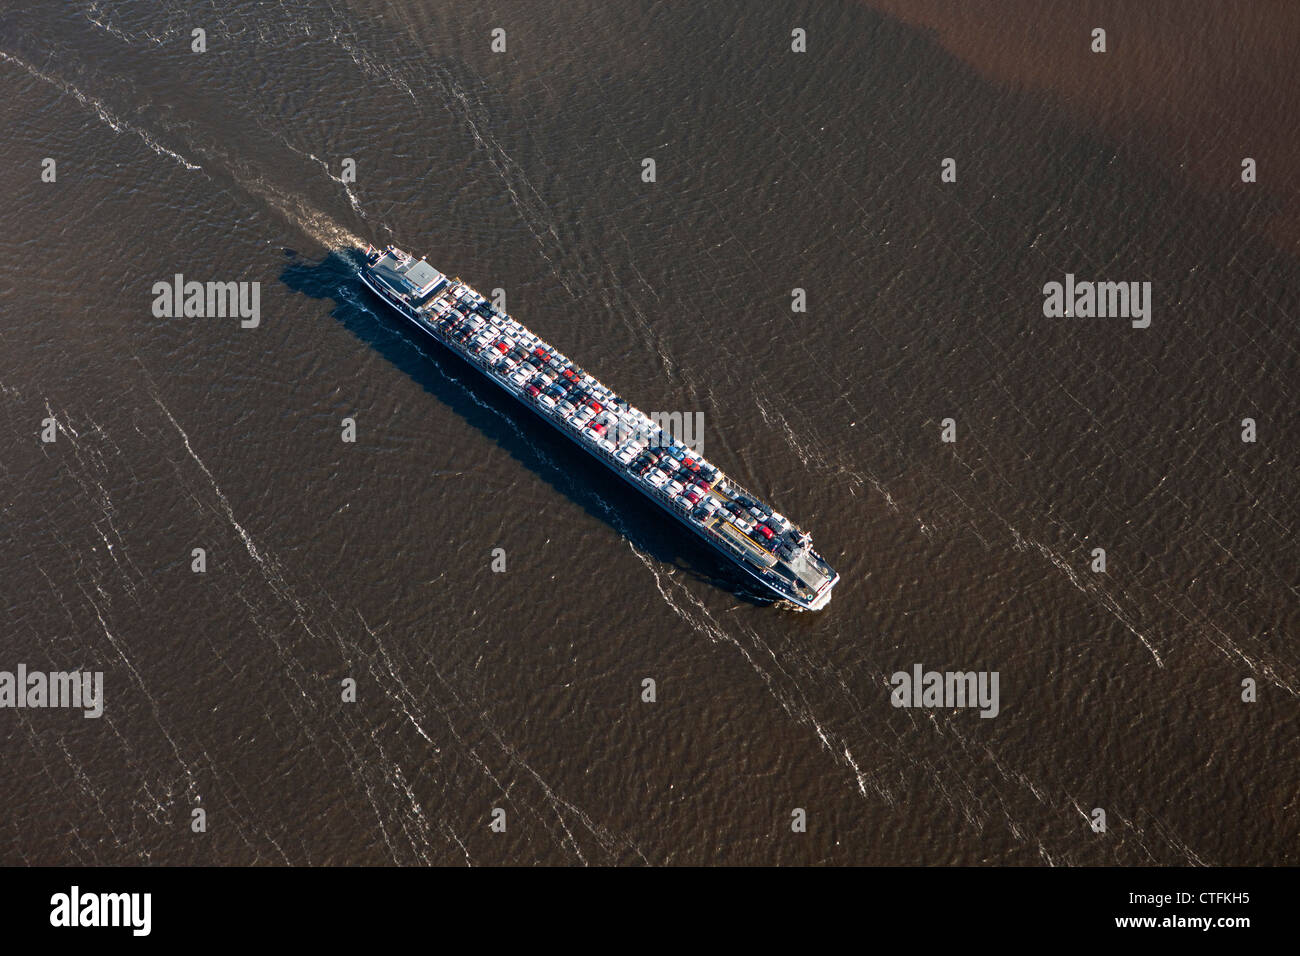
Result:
[360, 243, 838, 609]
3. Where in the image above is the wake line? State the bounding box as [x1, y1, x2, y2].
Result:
[0, 50, 202, 171]
[0, 50, 366, 254]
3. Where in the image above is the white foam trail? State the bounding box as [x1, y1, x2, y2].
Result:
[0, 50, 364, 254]
[0, 50, 201, 171]
[307, 151, 367, 218]
[79, 584, 202, 802]
[147, 378, 592, 862]
[238, 173, 364, 250]
[83, 2, 133, 44]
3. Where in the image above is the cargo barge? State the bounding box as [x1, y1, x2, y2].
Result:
[359, 244, 839, 610]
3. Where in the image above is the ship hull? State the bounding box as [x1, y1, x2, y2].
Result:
[357, 268, 834, 610]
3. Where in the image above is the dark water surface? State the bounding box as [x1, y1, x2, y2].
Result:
[1, 1, 1295, 865]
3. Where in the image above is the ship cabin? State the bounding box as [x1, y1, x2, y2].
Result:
[367, 247, 447, 306]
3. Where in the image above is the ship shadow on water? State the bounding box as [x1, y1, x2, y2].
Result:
[280, 249, 773, 609]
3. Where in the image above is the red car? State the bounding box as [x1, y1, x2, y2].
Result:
[757, 524, 774, 540]
[526, 384, 541, 397]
